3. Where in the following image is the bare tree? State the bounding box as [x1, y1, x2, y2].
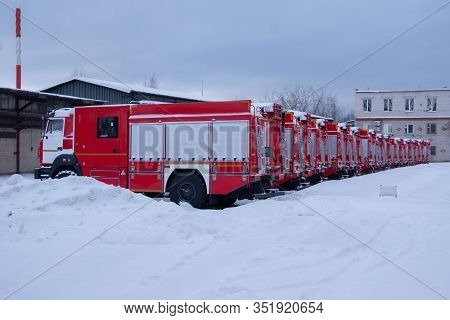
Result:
[264, 85, 353, 122]
[71, 65, 87, 78]
[144, 74, 159, 89]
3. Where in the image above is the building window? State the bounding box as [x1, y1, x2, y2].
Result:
[426, 123, 437, 134]
[405, 98, 414, 112]
[427, 97, 437, 112]
[362, 99, 372, 112]
[383, 98, 393, 112]
[430, 146, 436, 156]
[97, 117, 118, 138]
[383, 123, 393, 135]
[404, 124, 414, 135]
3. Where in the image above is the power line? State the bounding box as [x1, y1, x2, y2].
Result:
[316, 0, 450, 91]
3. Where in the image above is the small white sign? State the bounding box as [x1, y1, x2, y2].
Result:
[379, 185, 398, 198]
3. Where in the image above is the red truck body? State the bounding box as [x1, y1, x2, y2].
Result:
[35, 100, 430, 208]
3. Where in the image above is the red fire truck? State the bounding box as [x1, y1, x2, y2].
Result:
[35, 100, 431, 208]
[35, 100, 287, 208]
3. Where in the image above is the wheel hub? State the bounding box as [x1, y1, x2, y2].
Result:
[179, 183, 196, 201]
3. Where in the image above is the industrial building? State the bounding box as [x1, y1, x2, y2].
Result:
[354, 88, 450, 162]
[0, 87, 104, 175]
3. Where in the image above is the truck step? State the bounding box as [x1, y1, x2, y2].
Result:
[296, 182, 311, 190]
[254, 191, 285, 200]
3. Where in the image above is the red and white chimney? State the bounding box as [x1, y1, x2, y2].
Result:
[15, 8, 22, 89]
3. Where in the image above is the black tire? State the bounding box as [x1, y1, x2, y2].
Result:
[169, 172, 208, 209]
[52, 168, 78, 179]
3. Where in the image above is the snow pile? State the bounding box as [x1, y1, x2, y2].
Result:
[1, 164, 450, 299]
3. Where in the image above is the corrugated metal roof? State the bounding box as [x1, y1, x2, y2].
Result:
[41, 77, 209, 102]
[0, 86, 105, 104]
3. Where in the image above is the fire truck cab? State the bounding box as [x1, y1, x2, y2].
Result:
[35, 108, 80, 179]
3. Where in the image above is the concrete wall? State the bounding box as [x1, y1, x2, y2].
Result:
[0, 128, 41, 175]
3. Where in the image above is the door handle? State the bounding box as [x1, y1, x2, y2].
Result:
[112, 148, 118, 153]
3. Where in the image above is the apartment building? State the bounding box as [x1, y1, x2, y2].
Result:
[354, 88, 450, 162]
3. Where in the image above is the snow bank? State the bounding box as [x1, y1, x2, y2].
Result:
[1, 164, 450, 299]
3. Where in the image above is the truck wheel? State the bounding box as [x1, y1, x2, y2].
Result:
[53, 168, 78, 179]
[169, 173, 207, 209]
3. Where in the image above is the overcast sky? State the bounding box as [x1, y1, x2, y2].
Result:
[0, 0, 449, 109]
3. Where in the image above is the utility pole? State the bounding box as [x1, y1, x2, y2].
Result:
[15, 7, 22, 173]
[16, 8, 22, 89]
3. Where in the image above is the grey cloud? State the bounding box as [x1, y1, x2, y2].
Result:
[0, 0, 448, 109]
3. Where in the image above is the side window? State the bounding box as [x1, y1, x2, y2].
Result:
[97, 117, 118, 139]
[46, 119, 64, 135]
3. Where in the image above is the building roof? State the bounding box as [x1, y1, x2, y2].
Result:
[0, 86, 105, 130]
[41, 77, 208, 102]
[355, 88, 450, 94]
[0, 86, 105, 105]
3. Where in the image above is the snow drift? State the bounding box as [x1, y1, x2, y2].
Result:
[1, 164, 449, 299]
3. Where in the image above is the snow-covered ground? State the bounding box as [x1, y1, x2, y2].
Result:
[1, 164, 449, 299]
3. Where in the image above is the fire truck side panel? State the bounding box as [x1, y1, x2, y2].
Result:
[212, 121, 249, 162]
[128, 101, 260, 198]
[129, 123, 164, 192]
